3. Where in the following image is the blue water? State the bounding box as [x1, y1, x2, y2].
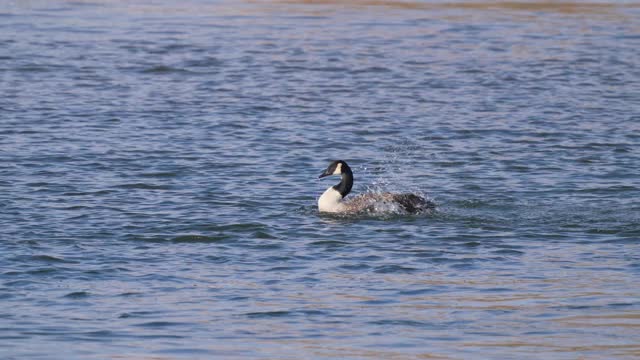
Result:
[1, 1, 640, 358]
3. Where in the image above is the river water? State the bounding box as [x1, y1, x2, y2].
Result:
[1, 1, 639, 359]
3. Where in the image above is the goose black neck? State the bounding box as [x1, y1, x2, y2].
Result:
[333, 165, 353, 198]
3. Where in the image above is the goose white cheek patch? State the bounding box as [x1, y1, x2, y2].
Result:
[332, 162, 342, 175]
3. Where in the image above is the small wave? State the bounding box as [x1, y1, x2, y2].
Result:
[350, 66, 392, 74]
[140, 65, 191, 74]
[244, 309, 328, 318]
[309, 240, 349, 247]
[171, 234, 229, 243]
[492, 249, 525, 256]
[4, 280, 41, 287]
[196, 223, 268, 233]
[397, 288, 439, 296]
[13, 254, 77, 264]
[81, 330, 119, 339]
[266, 265, 306, 272]
[369, 319, 431, 328]
[114, 183, 171, 190]
[26, 268, 59, 275]
[577, 185, 638, 194]
[138, 172, 179, 178]
[118, 311, 157, 318]
[133, 321, 189, 328]
[63, 291, 90, 299]
[15, 65, 53, 73]
[374, 264, 418, 274]
[245, 310, 290, 319]
[63, 190, 113, 196]
[183, 57, 224, 68]
[253, 231, 278, 239]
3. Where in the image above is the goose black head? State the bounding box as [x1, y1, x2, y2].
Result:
[319, 160, 350, 178]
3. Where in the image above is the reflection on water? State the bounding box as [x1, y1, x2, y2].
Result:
[264, 0, 639, 15]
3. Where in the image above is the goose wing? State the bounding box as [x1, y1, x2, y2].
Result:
[389, 193, 435, 213]
[344, 193, 435, 213]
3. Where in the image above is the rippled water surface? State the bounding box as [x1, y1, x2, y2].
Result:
[2, 0, 640, 358]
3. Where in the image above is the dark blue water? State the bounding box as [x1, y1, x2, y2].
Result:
[2, 1, 640, 358]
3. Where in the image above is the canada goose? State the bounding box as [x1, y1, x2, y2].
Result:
[318, 160, 434, 214]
